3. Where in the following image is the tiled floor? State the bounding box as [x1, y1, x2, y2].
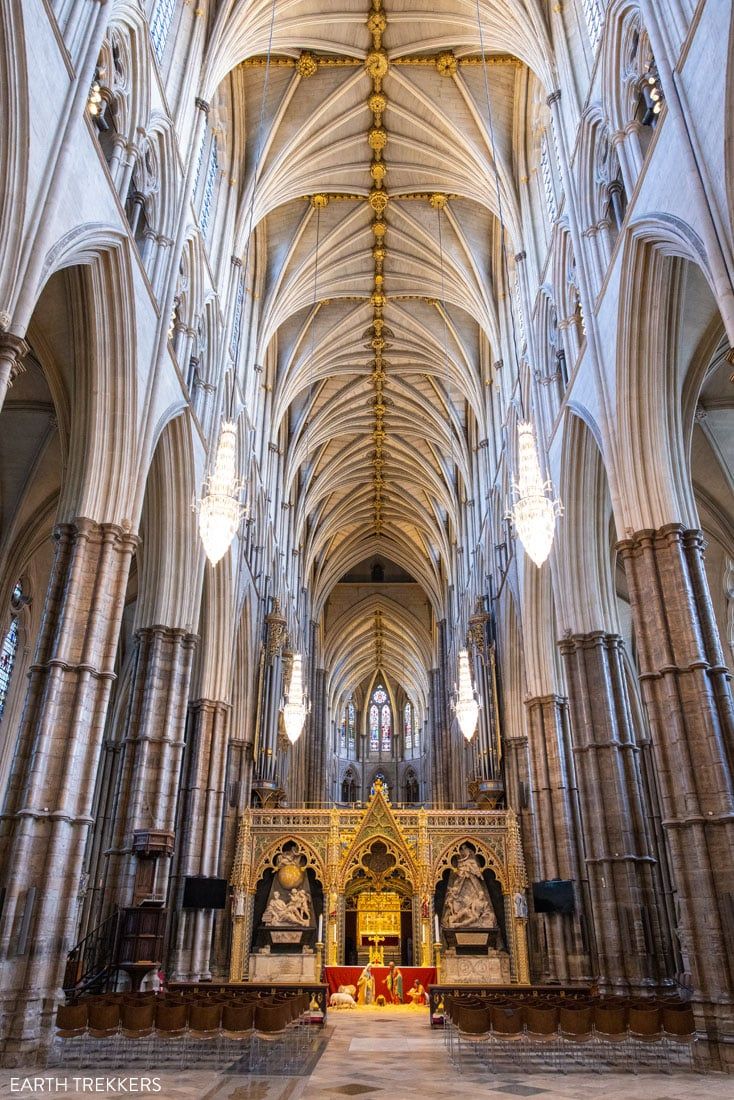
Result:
[0, 1006, 730, 1100]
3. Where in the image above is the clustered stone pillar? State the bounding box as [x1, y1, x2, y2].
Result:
[252, 597, 287, 804]
[618, 525, 734, 1048]
[429, 667, 448, 806]
[104, 625, 197, 908]
[467, 599, 504, 804]
[170, 698, 230, 980]
[0, 519, 136, 1060]
[524, 693, 590, 982]
[305, 667, 327, 804]
[560, 631, 672, 991]
[0, 333, 28, 413]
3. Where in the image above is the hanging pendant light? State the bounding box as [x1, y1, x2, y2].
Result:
[197, 420, 246, 565]
[282, 652, 310, 744]
[453, 649, 480, 741]
[508, 420, 562, 568]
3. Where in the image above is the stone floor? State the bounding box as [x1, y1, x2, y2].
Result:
[0, 1005, 730, 1100]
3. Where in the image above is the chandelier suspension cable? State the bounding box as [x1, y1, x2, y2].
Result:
[474, 0, 562, 568]
[228, 0, 279, 420]
[196, 0, 279, 566]
[305, 202, 322, 479]
[473, 0, 524, 420]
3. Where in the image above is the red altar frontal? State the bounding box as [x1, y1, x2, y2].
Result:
[325, 966, 436, 1003]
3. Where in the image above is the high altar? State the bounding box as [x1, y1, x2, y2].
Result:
[229, 782, 530, 986]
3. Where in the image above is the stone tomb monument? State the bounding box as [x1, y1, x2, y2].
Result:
[440, 843, 511, 983]
[250, 848, 318, 981]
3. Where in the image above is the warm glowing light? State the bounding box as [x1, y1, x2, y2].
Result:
[454, 649, 480, 741]
[282, 652, 310, 744]
[197, 421, 246, 565]
[508, 420, 562, 567]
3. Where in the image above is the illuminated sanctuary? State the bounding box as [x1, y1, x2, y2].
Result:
[0, 0, 733, 1091]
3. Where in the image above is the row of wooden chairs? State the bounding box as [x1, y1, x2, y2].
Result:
[443, 995, 699, 1075]
[53, 991, 315, 1071]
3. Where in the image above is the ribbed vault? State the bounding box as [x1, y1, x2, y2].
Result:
[207, 0, 542, 700]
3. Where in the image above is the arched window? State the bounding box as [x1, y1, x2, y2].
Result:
[0, 582, 23, 723]
[339, 700, 357, 755]
[150, 0, 177, 65]
[581, 0, 605, 51]
[341, 769, 357, 802]
[540, 133, 557, 223]
[404, 702, 413, 751]
[404, 770, 419, 804]
[368, 684, 391, 753]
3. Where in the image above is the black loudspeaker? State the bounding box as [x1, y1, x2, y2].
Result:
[532, 880, 575, 915]
[182, 876, 228, 909]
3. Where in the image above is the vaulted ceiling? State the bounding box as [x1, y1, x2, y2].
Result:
[208, 0, 551, 702]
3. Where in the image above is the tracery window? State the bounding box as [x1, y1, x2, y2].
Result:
[581, 0, 605, 51]
[368, 684, 392, 753]
[404, 702, 413, 750]
[150, 0, 176, 65]
[339, 700, 356, 754]
[200, 140, 218, 235]
[540, 134, 557, 223]
[0, 583, 22, 723]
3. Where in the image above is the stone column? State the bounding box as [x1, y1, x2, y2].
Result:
[0, 520, 136, 1061]
[252, 599, 287, 805]
[0, 333, 28, 413]
[429, 668, 448, 806]
[104, 625, 197, 909]
[559, 631, 672, 991]
[524, 693, 590, 981]
[170, 698, 230, 980]
[617, 526, 734, 1042]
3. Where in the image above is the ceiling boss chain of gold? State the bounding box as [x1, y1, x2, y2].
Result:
[366, 0, 390, 536]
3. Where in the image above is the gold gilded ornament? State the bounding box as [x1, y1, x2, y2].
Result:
[372, 221, 387, 239]
[368, 128, 388, 152]
[371, 290, 386, 308]
[369, 189, 389, 214]
[311, 193, 330, 208]
[370, 162, 387, 185]
[373, 245, 386, 263]
[369, 92, 387, 116]
[436, 52, 458, 77]
[365, 51, 389, 81]
[367, 10, 387, 36]
[297, 52, 319, 78]
[429, 192, 448, 209]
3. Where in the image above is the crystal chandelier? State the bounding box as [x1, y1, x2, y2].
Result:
[197, 420, 246, 565]
[508, 420, 562, 568]
[282, 652, 310, 744]
[453, 649, 480, 741]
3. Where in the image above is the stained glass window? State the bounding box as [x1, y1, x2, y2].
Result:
[581, 0, 605, 51]
[150, 0, 176, 65]
[404, 702, 412, 750]
[200, 139, 218, 235]
[369, 703, 379, 751]
[540, 134, 557, 223]
[340, 700, 357, 754]
[380, 706, 391, 752]
[0, 583, 22, 723]
[369, 683, 391, 753]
